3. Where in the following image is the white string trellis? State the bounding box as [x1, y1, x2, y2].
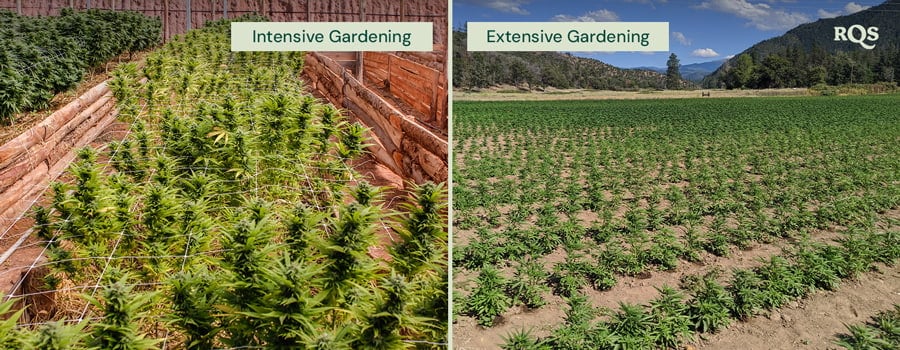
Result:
[0, 50, 439, 348]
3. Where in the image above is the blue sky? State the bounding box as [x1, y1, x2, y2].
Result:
[453, 0, 885, 68]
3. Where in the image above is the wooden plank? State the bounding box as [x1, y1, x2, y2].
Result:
[390, 83, 431, 117]
[343, 87, 401, 152]
[0, 162, 48, 226]
[0, 102, 77, 169]
[342, 98, 399, 160]
[43, 96, 112, 167]
[363, 52, 390, 65]
[362, 129, 404, 177]
[322, 52, 357, 61]
[394, 57, 439, 79]
[48, 99, 115, 167]
[398, 116, 447, 160]
[0, 82, 107, 169]
[415, 145, 447, 182]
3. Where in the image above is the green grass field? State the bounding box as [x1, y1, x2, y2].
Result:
[452, 95, 900, 349]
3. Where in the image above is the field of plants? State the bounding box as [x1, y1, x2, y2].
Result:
[0, 17, 447, 349]
[0, 9, 160, 124]
[452, 96, 900, 349]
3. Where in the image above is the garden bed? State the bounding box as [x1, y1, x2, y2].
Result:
[0, 17, 448, 349]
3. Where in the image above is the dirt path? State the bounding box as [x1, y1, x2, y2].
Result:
[452, 225, 849, 349]
[695, 264, 900, 350]
[452, 264, 900, 350]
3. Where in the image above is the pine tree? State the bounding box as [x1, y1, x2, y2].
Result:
[666, 53, 682, 90]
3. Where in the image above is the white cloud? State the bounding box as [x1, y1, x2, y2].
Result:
[844, 2, 870, 14]
[726, 54, 736, 59]
[551, 9, 619, 22]
[458, 0, 531, 15]
[817, 9, 842, 18]
[691, 48, 720, 57]
[696, 0, 811, 31]
[816, 2, 871, 19]
[672, 32, 691, 45]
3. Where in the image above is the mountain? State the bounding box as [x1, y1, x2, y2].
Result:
[703, 0, 900, 88]
[452, 31, 694, 90]
[638, 59, 726, 83]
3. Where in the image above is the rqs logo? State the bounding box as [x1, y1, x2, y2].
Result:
[834, 25, 879, 49]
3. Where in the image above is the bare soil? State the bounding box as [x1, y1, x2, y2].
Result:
[452, 205, 894, 349]
[695, 264, 900, 350]
[452, 233, 831, 349]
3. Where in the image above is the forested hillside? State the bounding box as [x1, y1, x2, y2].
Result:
[703, 0, 899, 88]
[453, 31, 693, 90]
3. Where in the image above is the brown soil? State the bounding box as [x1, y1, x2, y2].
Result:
[695, 264, 900, 350]
[453, 263, 900, 350]
[452, 221, 886, 349]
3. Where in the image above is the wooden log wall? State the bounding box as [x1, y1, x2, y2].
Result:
[305, 52, 447, 184]
[363, 52, 447, 132]
[0, 81, 118, 235]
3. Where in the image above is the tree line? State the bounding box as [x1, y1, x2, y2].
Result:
[453, 31, 690, 90]
[706, 45, 899, 89]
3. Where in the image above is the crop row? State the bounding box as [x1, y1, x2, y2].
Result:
[452, 97, 900, 347]
[490, 228, 899, 349]
[0, 16, 447, 349]
[0, 9, 160, 124]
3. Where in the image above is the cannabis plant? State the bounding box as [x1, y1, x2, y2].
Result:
[464, 266, 510, 327]
[502, 329, 550, 350]
[84, 273, 160, 350]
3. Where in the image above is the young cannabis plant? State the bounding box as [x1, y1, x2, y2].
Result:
[549, 293, 598, 350]
[685, 272, 734, 333]
[727, 269, 765, 320]
[502, 328, 550, 350]
[649, 286, 693, 348]
[835, 324, 895, 350]
[506, 259, 550, 309]
[464, 266, 511, 327]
